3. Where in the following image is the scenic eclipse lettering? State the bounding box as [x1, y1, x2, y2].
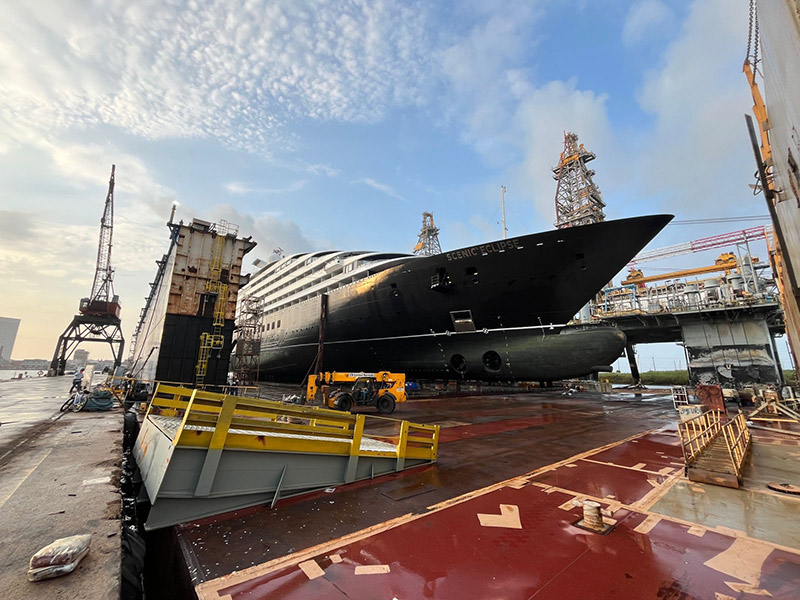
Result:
[445, 239, 522, 261]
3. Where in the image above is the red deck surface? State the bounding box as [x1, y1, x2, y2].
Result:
[196, 429, 800, 599]
[438, 414, 574, 443]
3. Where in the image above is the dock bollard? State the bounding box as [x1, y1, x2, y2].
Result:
[581, 500, 605, 532]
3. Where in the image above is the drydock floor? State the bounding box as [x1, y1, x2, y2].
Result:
[148, 389, 800, 599]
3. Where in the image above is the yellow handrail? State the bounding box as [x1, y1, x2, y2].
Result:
[677, 409, 725, 465]
[721, 412, 751, 479]
[145, 383, 439, 461]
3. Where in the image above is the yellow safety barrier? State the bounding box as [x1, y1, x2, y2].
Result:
[146, 383, 439, 461]
[102, 375, 260, 400]
[134, 383, 440, 529]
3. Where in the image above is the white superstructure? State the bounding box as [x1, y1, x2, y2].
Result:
[243, 250, 414, 318]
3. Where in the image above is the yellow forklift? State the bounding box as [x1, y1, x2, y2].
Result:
[306, 371, 407, 414]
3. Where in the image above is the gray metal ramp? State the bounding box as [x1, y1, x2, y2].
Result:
[134, 384, 439, 529]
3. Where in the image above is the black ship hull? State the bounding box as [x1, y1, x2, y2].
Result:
[255, 215, 672, 381]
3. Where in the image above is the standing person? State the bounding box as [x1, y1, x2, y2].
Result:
[69, 368, 85, 393]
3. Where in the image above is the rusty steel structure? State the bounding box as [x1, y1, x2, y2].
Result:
[128, 218, 255, 389]
[553, 132, 606, 229]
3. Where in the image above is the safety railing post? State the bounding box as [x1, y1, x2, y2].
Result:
[194, 393, 238, 497]
[173, 389, 198, 447]
[345, 415, 365, 483]
[145, 382, 161, 418]
[396, 420, 410, 471]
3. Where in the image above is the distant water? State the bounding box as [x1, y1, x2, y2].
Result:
[0, 369, 50, 380]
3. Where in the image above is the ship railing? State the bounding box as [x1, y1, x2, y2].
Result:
[720, 412, 751, 481]
[101, 374, 260, 400]
[677, 409, 725, 465]
[145, 383, 440, 463]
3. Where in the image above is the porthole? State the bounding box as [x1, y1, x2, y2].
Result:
[450, 354, 468, 374]
[482, 350, 502, 372]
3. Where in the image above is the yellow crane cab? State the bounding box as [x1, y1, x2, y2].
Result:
[306, 371, 407, 414]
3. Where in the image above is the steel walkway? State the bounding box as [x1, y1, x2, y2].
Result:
[134, 384, 439, 530]
[677, 409, 751, 488]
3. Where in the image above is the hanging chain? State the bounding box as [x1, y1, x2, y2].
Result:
[746, 0, 760, 68]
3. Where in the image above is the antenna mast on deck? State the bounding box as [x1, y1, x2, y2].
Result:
[552, 132, 606, 229]
[500, 185, 508, 240]
[413, 212, 443, 256]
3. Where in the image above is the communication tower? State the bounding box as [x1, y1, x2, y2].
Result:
[49, 165, 125, 375]
[552, 132, 606, 229]
[413, 212, 442, 256]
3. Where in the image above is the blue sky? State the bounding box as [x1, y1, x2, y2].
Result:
[1, 0, 788, 368]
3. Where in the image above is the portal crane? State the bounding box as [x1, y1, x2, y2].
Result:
[48, 165, 125, 376]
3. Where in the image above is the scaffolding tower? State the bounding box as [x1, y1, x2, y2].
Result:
[552, 132, 606, 229]
[413, 212, 442, 256]
[233, 294, 264, 385]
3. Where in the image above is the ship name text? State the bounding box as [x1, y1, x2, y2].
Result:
[446, 238, 521, 261]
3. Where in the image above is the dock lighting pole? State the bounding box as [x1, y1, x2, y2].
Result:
[500, 185, 508, 240]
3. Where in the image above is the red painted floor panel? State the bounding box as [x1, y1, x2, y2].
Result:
[187, 408, 800, 600]
[587, 437, 681, 472]
[530, 459, 668, 506]
[209, 481, 800, 600]
[438, 414, 574, 443]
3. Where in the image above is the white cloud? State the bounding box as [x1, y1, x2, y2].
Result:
[438, 3, 539, 164]
[354, 177, 407, 202]
[511, 80, 613, 221]
[622, 0, 674, 47]
[224, 180, 306, 195]
[0, 0, 434, 158]
[635, 0, 752, 216]
[210, 204, 315, 261]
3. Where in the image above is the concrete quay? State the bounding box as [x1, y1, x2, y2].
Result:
[0, 376, 122, 599]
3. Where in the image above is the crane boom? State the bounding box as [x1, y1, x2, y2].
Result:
[90, 165, 115, 302]
[628, 225, 771, 265]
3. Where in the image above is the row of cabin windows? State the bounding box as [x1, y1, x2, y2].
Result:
[267, 320, 281, 331]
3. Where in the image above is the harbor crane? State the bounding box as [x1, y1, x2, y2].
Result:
[48, 165, 125, 376]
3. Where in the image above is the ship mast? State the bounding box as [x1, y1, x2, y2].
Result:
[500, 185, 508, 240]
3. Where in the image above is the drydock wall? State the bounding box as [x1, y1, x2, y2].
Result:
[130, 219, 255, 386]
[682, 319, 782, 386]
[759, 1, 800, 369]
